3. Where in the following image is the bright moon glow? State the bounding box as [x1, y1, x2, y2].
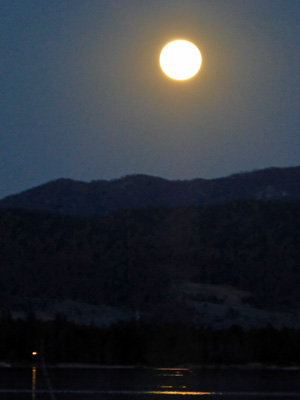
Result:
[160, 40, 202, 80]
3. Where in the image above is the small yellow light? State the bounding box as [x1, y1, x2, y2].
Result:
[32, 351, 37, 356]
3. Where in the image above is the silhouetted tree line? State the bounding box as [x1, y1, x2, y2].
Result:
[0, 311, 300, 366]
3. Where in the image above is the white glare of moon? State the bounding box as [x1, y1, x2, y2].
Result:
[160, 40, 202, 80]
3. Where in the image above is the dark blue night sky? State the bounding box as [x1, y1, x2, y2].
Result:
[1, 0, 300, 198]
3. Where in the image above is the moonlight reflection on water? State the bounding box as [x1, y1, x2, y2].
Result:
[0, 366, 299, 399]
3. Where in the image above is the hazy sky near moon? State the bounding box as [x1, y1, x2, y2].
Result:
[1, 0, 300, 198]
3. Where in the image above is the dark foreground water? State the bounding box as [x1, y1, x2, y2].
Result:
[0, 365, 300, 400]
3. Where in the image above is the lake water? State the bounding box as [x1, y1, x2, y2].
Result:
[0, 365, 300, 399]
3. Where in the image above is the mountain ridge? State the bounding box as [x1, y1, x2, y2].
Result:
[0, 166, 299, 216]
[1, 166, 299, 329]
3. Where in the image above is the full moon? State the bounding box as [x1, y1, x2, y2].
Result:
[160, 40, 202, 80]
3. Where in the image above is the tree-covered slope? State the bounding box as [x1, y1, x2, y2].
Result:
[0, 201, 299, 319]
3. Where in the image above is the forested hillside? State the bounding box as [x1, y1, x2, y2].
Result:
[0, 200, 299, 327]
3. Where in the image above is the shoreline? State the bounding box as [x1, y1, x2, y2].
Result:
[2, 362, 300, 371]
